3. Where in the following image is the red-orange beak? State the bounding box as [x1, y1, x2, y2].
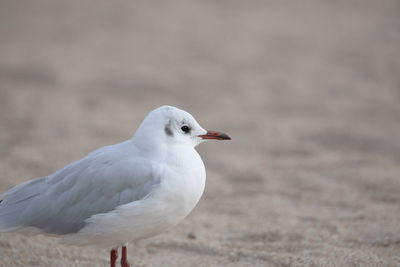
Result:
[199, 130, 231, 140]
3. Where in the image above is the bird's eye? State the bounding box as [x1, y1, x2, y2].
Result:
[181, 125, 190, 133]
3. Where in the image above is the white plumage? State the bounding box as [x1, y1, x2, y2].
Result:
[0, 105, 230, 266]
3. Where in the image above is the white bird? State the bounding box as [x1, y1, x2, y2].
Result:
[0, 105, 230, 267]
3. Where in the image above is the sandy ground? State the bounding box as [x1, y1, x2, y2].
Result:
[0, 0, 400, 266]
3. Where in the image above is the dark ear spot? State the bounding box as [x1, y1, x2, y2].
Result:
[165, 125, 173, 136]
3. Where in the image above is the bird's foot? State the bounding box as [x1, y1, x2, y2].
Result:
[121, 246, 130, 267]
[110, 248, 118, 267]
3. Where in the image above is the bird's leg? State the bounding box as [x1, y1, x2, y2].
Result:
[110, 248, 118, 267]
[121, 246, 130, 267]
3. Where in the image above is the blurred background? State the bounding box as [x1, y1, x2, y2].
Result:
[0, 0, 399, 266]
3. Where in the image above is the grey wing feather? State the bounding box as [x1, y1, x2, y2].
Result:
[0, 141, 159, 234]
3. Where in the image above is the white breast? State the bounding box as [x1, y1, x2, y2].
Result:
[62, 147, 206, 248]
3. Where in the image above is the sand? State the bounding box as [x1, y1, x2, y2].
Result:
[0, 0, 399, 266]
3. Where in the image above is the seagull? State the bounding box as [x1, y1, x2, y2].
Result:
[0, 105, 230, 267]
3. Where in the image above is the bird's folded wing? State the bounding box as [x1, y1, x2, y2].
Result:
[0, 142, 161, 235]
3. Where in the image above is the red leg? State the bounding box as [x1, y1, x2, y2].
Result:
[110, 248, 118, 267]
[121, 246, 130, 267]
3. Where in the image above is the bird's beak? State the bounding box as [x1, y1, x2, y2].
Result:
[199, 130, 231, 140]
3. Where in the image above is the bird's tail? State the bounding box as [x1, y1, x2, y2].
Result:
[0, 178, 46, 232]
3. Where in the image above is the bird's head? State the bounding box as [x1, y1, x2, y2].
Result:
[133, 106, 231, 148]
